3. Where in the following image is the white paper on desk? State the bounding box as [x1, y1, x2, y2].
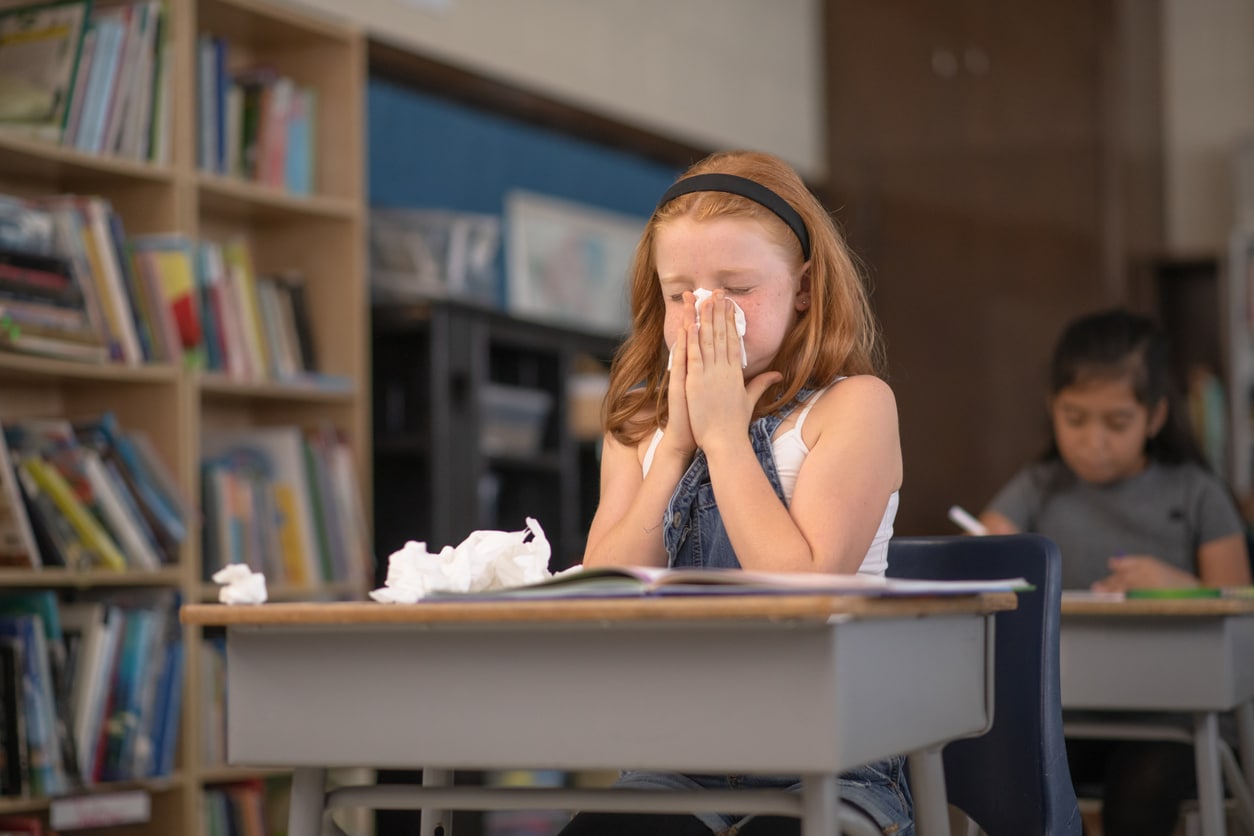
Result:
[212, 564, 268, 604]
[370, 516, 552, 603]
[668, 288, 747, 369]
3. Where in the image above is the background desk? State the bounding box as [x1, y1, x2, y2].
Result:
[182, 593, 1014, 836]
[1059, 596, 1254, 836]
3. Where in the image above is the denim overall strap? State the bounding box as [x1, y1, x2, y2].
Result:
[663, 389, 814, 569]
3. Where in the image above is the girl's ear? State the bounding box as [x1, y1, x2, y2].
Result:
[1148, 396, 1169, 436]
[795, 263, 812, 311]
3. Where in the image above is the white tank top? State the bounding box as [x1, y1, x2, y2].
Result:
[641, 386, 897, 576]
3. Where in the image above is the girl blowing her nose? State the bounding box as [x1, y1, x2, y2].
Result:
[559, 151, 909, 835]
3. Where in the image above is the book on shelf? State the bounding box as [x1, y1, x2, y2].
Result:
[58, 600, 121, 785]
[0, 0, 91, 143]
[49, 787, 150, 829]
[129, 234, 204, 369]
[195, 37, 318, 194]
[0, 195, 54, 257]
[0, 195, 108, 362]
[0, 422, 39, 569]
[70, 8, 123, 155]
[0, 612, 68, 797]
[4, 415, 186, 572]
[424, 565, 1032, 602]
[5, 421, 128, 572]
[64, 1, 166, 161]
[0, 592, 78, 793]
[37, 195, 123, 361]
[13, 453, 83, 570]
[35, 194, 142, 364]
[202, 426, 321, 586]
[57, 589, 180, 785]
[16, 456, 125, 572]
[0, 636, 29, 797]
[205, 779, 267, 836]
[73, 414, 187, 563]
[202, 425, 369, 587]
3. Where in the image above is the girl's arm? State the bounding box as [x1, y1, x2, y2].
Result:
[1197, 533, 1253, 586]
[580, 431, 681, 567]
[707, 375, 902, 574]
[1091, 533, 1251, 591]
[583, 297, 700, 568]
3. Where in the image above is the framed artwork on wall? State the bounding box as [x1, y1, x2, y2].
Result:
[505, 190, 643, 336]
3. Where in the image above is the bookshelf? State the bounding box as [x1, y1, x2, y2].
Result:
[0, 1, 368, 836]
[372, 301, 617, 576]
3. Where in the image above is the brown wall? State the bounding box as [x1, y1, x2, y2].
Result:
[824, 0, 1163, 534]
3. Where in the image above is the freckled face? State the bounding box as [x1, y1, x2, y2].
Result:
[655, 216, 806, 377]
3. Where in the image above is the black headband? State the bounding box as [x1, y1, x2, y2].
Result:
[654, 173, 811, 259]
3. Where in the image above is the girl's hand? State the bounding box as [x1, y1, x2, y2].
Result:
[1091, 555, 1200, 592]
[657, 293, 697, 463]
[685, 291, 780, 453]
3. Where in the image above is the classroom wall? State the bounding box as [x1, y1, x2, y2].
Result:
[282, 0, 826, 181]
[283, 0, 1254, 255]
[1163, 0, 1254, 252]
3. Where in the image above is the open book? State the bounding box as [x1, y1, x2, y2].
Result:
[425, 565, 1031, 601]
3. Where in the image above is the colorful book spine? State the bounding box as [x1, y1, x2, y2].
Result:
[18, 457, 126, 572]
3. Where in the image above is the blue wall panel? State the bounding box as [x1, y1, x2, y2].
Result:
[367, 77, 680, 219]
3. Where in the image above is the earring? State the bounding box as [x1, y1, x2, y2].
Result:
[798, 295, 810, 309]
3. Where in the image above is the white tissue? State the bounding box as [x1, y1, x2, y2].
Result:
[668, 288, 747, 369]
[370, 517, 552, 603]
[212, 564, 268, 605]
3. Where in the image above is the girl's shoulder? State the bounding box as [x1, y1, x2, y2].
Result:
[796, 375, 898, 445]
[1148, 460, 1230, 492]
[808, 374, 896, 414]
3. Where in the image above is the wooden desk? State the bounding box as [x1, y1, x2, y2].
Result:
[1059, 596, 1254, 836]
[183, 593, 1015, 836]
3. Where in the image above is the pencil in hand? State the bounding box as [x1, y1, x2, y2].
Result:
[948, 505, 988, 536]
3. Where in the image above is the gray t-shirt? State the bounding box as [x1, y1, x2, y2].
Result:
[986, 459, 1244, 590]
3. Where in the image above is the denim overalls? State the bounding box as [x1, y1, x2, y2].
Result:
[619, 391, 916, 835]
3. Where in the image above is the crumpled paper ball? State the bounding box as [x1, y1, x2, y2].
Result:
[212, 564, 268, 604]
[370, 517, 552, 603]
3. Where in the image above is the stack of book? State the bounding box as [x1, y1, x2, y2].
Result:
[0, 1, 171, 162]
[0, 588, 183, 798]
[0, 191, 335, 383]
[197, 34, 316, 194]
[0, 412, 188, 573]
[200, 425, 373, 589]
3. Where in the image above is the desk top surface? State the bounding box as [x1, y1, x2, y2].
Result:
[1061, 594, 1254, 617]
[181, 592, 1016, 627]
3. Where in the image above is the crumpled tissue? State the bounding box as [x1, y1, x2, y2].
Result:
[212, 564, 268, 605]
[668, 287, 747, 370]
[370, 517, 552, 603]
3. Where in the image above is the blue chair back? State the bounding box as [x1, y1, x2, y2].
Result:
[886, 534, 1082, 836]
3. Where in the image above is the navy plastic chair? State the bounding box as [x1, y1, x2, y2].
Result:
[882, 534, 1083, 836]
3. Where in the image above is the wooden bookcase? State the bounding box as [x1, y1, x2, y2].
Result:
[0, 1, 367, 834]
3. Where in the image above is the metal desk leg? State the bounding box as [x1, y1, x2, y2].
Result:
[1195, 712, 1228, 836]
[288, 767, 327, 836]
[908, 747, 950, 836]
[1237, 701, 1254, 802]
[801, 773, 839, 836]
[420, 768, 452, 836]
